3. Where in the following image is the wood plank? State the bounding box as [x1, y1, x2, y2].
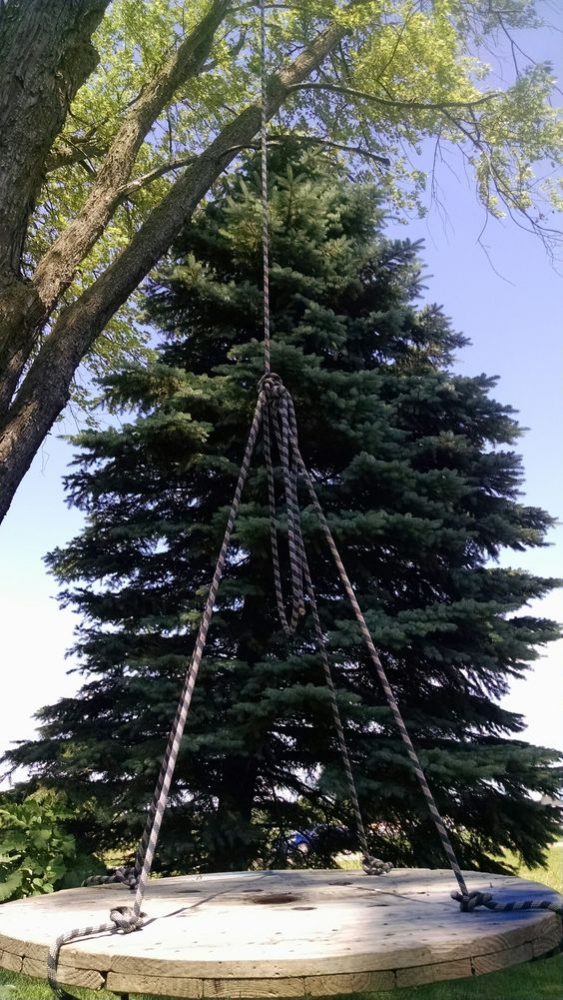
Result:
[0, 933, 25, 957]
[201, 977, 307, 998]
[107, 972, 204, 996]
[22, 957, 105, 989]
[0, 950, 22, 973]
[304, 971, 395, 994]
[531, 920, 563, 958]
[396, 958, 472, 987]
[472, 941, 534, 976]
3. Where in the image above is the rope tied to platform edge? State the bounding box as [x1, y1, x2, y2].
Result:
[263, 379, 563, 914]
[452, 889, 563, 915]
[47, 907, 146, 1000]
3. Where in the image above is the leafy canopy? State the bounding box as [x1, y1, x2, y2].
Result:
[34, 0, 561, 374]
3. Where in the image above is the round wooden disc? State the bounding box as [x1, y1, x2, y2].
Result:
[0, 868, 561, 996]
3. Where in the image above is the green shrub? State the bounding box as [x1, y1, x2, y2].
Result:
[0, 788, 100, 901]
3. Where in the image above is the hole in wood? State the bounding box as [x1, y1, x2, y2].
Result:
[251, 893, 299, 904]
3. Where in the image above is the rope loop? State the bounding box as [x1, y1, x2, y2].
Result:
[451, 890, 493, 912]
[109, 905, 146, 933]
[259, 371, 285, 399]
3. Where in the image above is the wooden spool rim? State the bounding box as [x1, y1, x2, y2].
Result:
[0, 868, 561, 996]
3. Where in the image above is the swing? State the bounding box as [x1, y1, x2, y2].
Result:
[0, 4, 560, 998]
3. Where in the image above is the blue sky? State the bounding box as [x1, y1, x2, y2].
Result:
[0, 15, 562, 780]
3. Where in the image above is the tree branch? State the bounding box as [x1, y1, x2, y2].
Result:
[118, 157, 197, 199]
[226, 135, 391, 167]
[45, 137, 108, 177]
[0, 0, 110, 277]
[0, 12, 355, 522]
[32, 0, 231, 316]
[125, 134, 391, 199]
[289, 81, 501, 113]
[0, 0, 230, 418]
[441, 108, 562, 253]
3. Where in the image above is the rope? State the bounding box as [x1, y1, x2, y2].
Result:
[261, 372, 389, 874]
[48, 907, 144, 1000]
[84, 865, 137, 889]
[48, 395, 265, 997]
[260, 377, 469, 899]
[259, 0, 271, 374]
[262, 375, 306, 633]
[452, 889, 563, 915]
[301, 552, 392, 876]
[263, 377, 563, 917]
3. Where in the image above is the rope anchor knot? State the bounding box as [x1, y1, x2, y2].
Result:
[109, 905, 146, 933]
[259, 371, 285, 399]
[451, 890, 493, 912]
[362, 854, 394, 877]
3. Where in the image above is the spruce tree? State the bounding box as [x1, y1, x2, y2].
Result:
[7, 150, 562, 876]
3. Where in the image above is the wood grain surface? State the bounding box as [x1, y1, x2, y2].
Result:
[0, 868, 560, 996]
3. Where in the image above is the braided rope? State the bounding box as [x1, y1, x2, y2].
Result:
[48, 396, 265, 997]
[262, 387, 305, 633]
[261, 374, 387, 873]
[301, 554, 392, 876]
[129, 396, 264, 912]
[261, 378, 469, 898]
[84, 865, 137, 889]
[281, 381, 563, 913]
[259, 0, 271, 374]
[452, 889, 563, 915]
[48, 907, 144, 1000]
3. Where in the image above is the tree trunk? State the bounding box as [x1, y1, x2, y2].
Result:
[210, 756, 261, 872]
[0, 0, 109, 420]
[0, 17, 350, 523]
[32, 0, 230, 316]
[0, 0, 228, 421]
[0, 0, 109, 277]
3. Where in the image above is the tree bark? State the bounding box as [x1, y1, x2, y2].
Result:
[32, 0, 230, 315]
[0, 0, 229, 417]
[0, 0, 110, 418]
[0, 15, 351, 523]
[211, 756, 261, 872]
[0, 0, 109, 278]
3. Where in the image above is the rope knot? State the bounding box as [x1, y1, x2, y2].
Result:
[83, 864, 138, 890]
[113, 864, 138, 890]
[362, 855, 393, 876]
[110, 905, 145, 933]
[451, 890, 493, 912]
[259, 372, 285, 399]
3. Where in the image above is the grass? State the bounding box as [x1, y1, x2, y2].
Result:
[0, 846, 561, 1000]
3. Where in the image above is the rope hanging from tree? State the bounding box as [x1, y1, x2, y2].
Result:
[47, 3, 562, 998]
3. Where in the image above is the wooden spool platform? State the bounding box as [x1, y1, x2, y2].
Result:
[0, 868, 561, 997]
